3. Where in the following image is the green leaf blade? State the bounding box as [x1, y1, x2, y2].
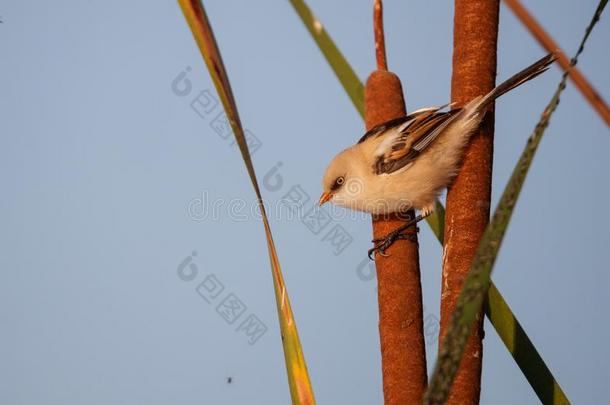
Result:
[289, 1, 576, 403]
[424, 2, 607, 402]
[290, 0, 365, 117]
[178, 1, 316, 403]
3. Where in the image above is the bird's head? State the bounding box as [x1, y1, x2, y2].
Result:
[319, 148, 365, 208]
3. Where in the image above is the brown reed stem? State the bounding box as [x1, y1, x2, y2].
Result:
[374, 0, 388, 71]
[366, 2, 427, 404]
[504, 0, 610, 126]
[439, 1, 499, 404]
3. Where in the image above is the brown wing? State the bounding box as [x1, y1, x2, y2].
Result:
[372, 107, 462, 174]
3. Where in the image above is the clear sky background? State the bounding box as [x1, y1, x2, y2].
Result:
[1, 1, 609, 404]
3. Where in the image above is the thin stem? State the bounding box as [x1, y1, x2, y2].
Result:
[374, 0, 387, 70]
[504, 0, 610, 126]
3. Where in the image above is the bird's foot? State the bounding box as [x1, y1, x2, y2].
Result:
[368, 227, 418, 259]
[367, 210, 433, 260]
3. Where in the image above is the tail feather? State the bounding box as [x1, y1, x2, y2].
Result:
[479, 53, 557, 110]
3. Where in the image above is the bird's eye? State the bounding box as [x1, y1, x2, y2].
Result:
[330, 176, 345, 191]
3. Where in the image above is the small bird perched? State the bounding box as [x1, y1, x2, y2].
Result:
[319, 54, 556, 258]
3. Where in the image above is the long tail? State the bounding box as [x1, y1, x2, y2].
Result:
[479, 53, 557, 110]
[433, 53, 557, 173]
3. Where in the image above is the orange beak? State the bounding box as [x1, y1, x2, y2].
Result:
[318, 192, 332, 206]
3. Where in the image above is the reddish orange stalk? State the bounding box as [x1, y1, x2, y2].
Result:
[439, 1, 499, 404]
[367, 2, 427, 403]
[505, 0, 610, 126]
[374, 0, 387, 70]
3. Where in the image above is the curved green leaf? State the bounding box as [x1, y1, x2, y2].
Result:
[424, 2, 606, 403]
[485, 284, 569, 404]
[289, 0, 364, 117]
[288, 2, 569, 403]
[178, 1, 315, 403]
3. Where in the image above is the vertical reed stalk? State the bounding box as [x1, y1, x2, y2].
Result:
[439, 1, 499, 403]
[366, 1, 427, 403]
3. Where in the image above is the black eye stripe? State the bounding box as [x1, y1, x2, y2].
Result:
[330, 176, 345, 191]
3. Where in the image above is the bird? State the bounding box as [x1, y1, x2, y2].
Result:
[318, 54, 556, 258]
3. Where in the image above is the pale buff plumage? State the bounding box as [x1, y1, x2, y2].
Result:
[320, 54, 556, 217]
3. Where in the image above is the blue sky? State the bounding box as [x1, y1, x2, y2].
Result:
[1, 1, 609, 404]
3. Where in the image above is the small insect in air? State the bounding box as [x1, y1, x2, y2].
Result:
[226, 376, 233, 384]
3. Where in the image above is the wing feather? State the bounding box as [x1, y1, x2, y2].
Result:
[371, 107, 462, 175]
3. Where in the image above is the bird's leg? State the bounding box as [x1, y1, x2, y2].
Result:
[368, 211, 431, 260]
